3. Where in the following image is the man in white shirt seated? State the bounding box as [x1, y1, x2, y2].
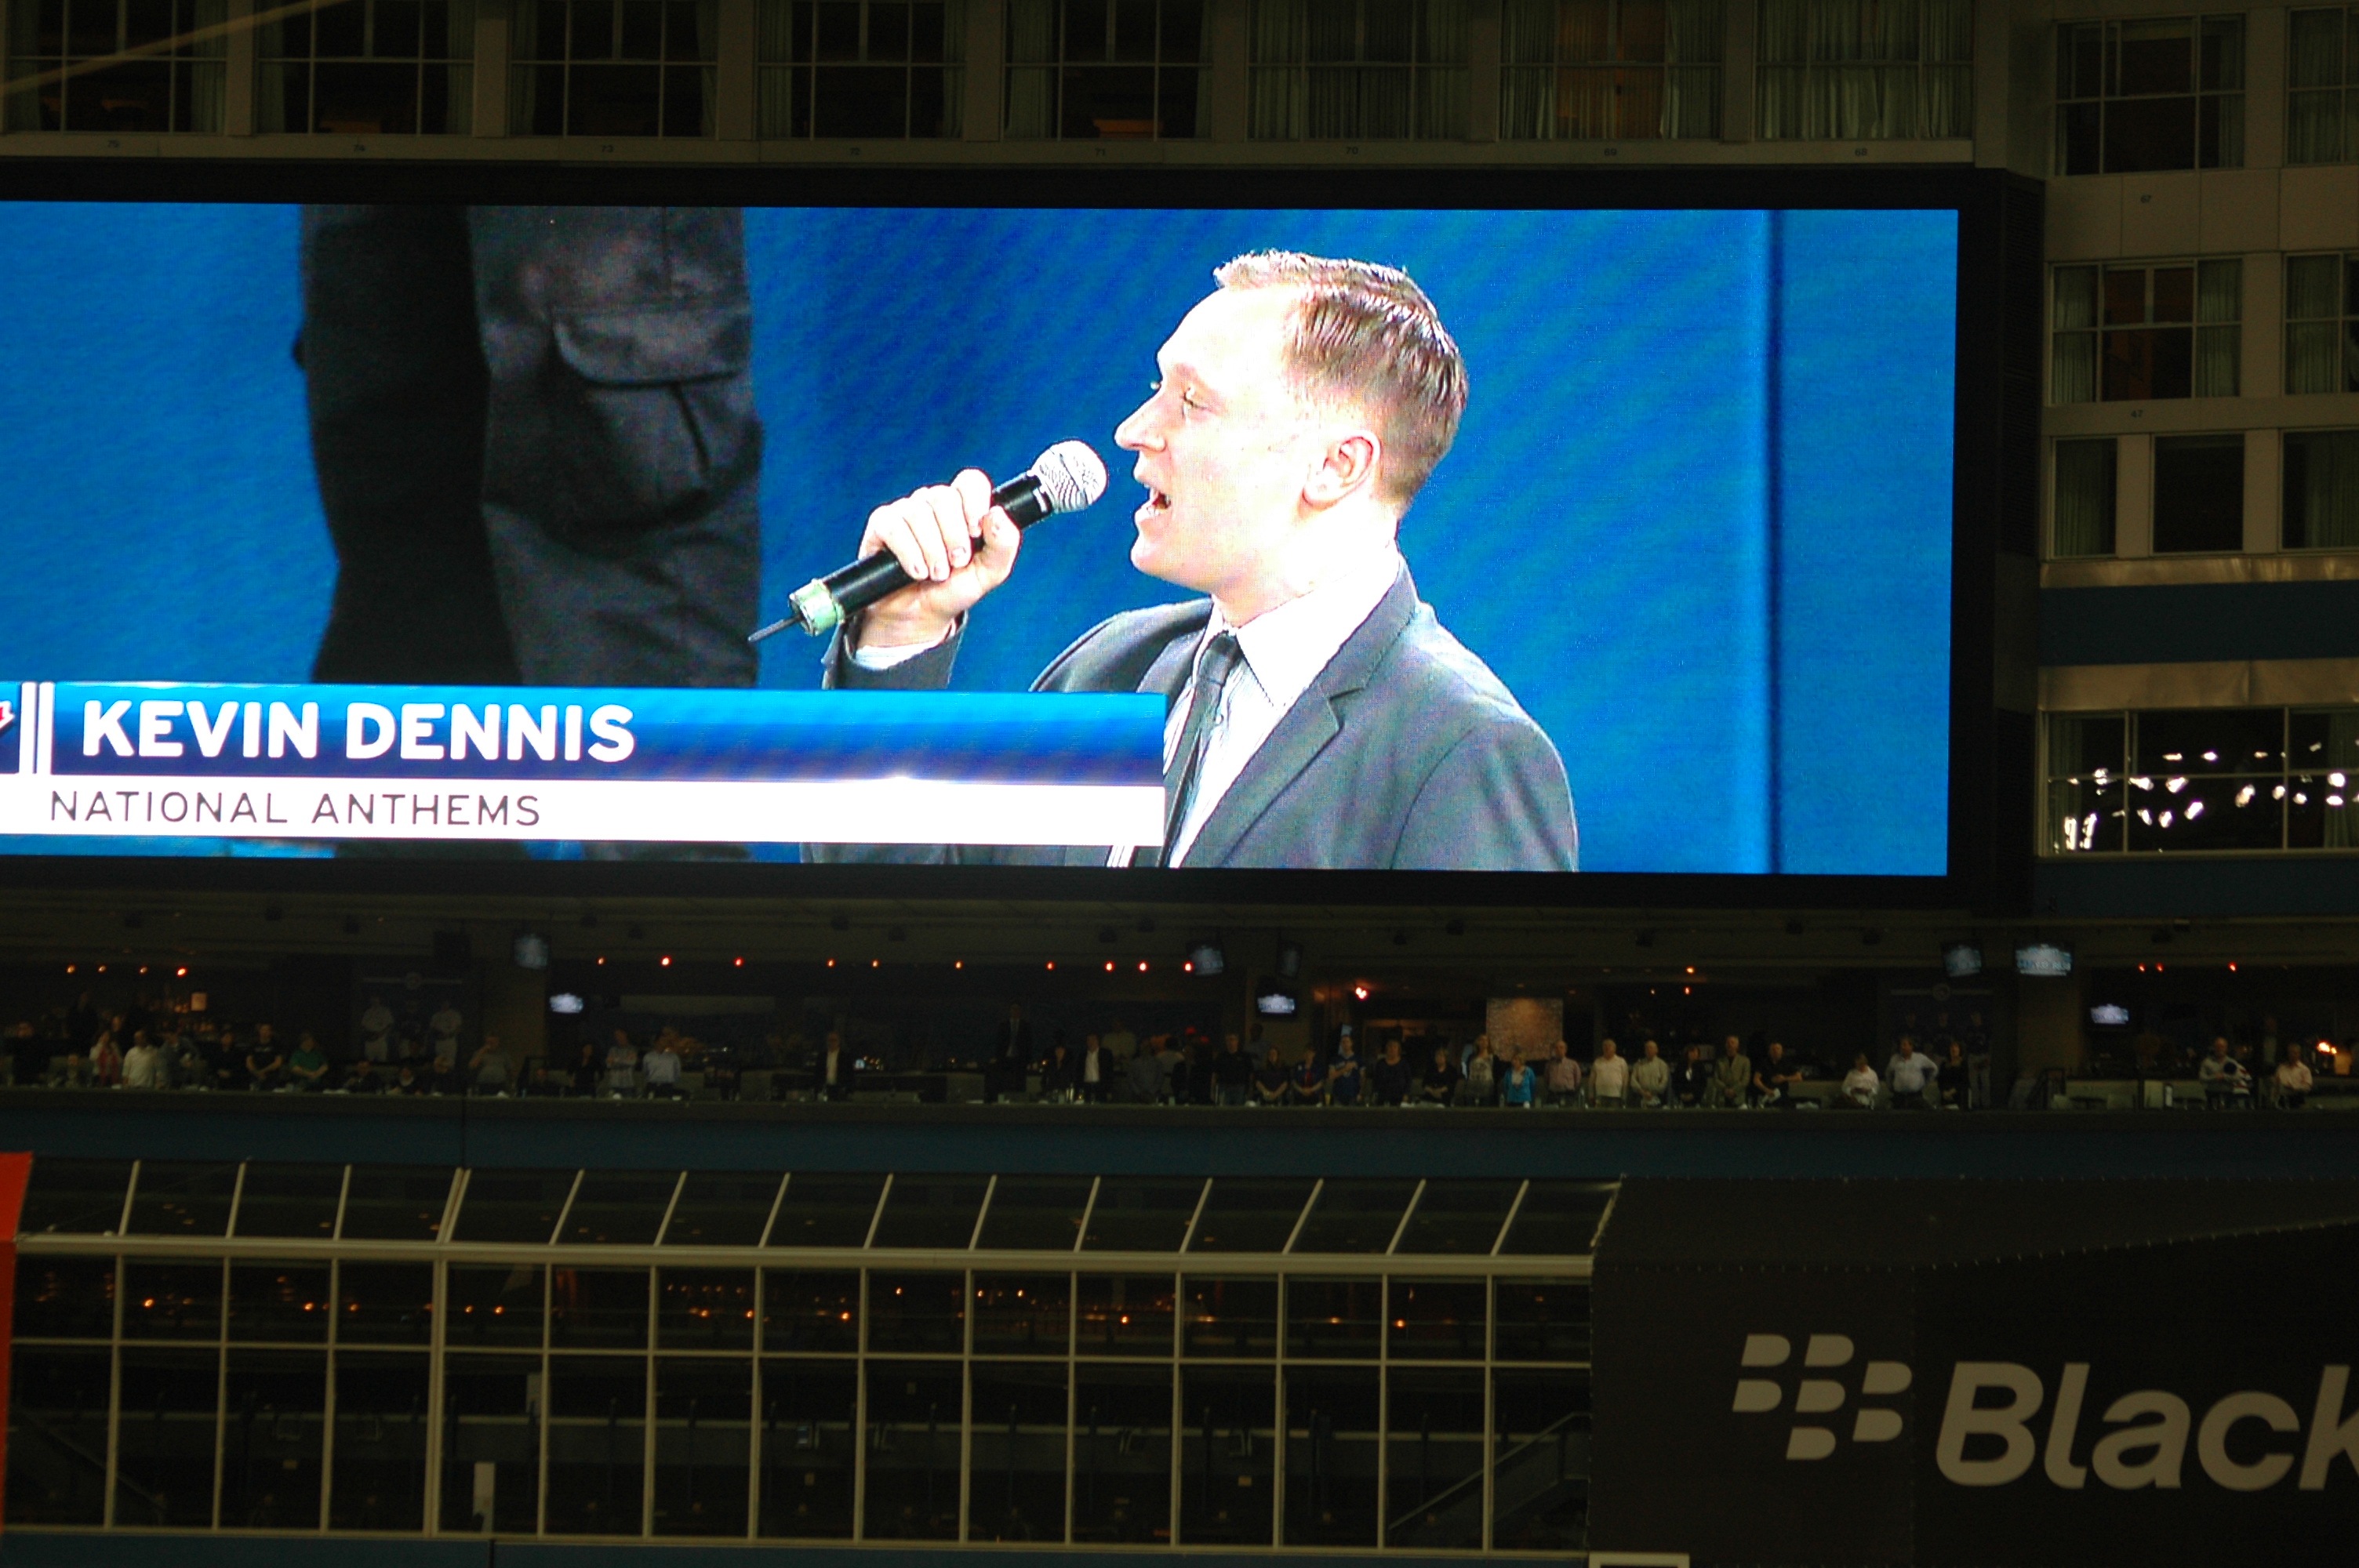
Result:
[1884, 1037, 1937, 1109]
[812, 250, 1576, 872]
[1588, 1038, 1629, 1107]
[1842, 1054, 1881, 1109]
[2198, 1036, 2252, 1108]
[2274, 1046, 2314, 1109]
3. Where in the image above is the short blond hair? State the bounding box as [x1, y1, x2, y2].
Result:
[1212, 250, 1467, 511]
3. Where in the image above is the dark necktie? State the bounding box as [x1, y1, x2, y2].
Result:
[1132, 630, 1243, 868]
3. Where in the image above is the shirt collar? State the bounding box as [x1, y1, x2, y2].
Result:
[1202, 546, 1402, 710]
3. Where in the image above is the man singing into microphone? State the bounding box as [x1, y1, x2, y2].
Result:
[821, 249, 1576, 872]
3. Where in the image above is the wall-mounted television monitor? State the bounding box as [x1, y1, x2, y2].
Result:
[2016, 943, 2076, 978]
[2090, 1004, 2132, 1027]
[0, 167, 2004, 905]
[1255, 987, 1300, 1019]
[1942, 942, 1985, 978]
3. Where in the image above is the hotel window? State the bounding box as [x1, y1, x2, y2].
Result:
[2052, 437, 2117, 557]
[2046, 710, 2359, 854]
[2151, 434, 2243, 554]
[1499, 0, 1722, 140]
[2, 0, 227, 132]
[1249, 0, 1468, 140]
[759, 0, 965, 136]
[2286, 253, 2359, 394]
[2290, 8, 2359, 164]
[259, 0, 477, 134]
[2050, 260, 2241, 404]
[511, 0, 715, 136]
[2055, 15, 2243, 174]
[1756, 0, 1972, 140]
[1004, 0, 1201, 140]
[2284, 430, 2359, 550]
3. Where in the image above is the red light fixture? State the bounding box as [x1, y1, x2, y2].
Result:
[1353, 984, 1369, 1000]
[1137, 960, 1148, 972]
[660, 955, 672, 967]
[734, 956, 744, 967]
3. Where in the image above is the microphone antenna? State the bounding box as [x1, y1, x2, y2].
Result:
[749, 441, 1109, 643]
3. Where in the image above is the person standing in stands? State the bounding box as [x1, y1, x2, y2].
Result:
[1629, 1040, 1670, 1107]
[1884, 1036, 1938, 1109]
[1212, 1033, 1256, 1105]
[1289, 1047, 1328, 1105]
[1500, 1051, 1536, 1108]
[1369, 1038, 1416, 1106]
[1706, 1036, 1751, 1108]
[1419, 1044, 1462, 1105]
[1588, 1038, 1628, 1108]
[120, 1030, 165, 1091]
[1674, 1042, 1710, 1107]
[1542, 1040, 1582, 1106]
[642, 1036, 684, 1098]
[1326, 1034, 1364, 1106]
[1463, 1036, 1498, 1105]
[1254, 1045, 1292, 1105]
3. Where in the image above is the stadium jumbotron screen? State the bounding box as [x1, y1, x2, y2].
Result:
[0, 196, 1961, 884]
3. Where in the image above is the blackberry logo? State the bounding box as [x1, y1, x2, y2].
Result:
[1732, 1333, 1913, 1460]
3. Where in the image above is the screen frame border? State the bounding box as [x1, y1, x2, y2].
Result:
[0, 159, 2028, 911]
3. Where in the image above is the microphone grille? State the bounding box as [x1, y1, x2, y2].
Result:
[1031, 441, 1109, 515]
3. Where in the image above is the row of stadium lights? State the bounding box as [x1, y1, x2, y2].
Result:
[587, 955, 1178, 973]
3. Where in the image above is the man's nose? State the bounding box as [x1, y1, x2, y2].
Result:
[1115, 401, 1161, 451]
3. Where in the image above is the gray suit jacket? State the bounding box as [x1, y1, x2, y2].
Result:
[817, 565, 1578, 872]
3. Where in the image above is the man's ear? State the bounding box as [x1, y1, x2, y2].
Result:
[1303, 426, 1382, 510]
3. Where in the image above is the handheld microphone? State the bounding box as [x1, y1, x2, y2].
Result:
[748, 441, 1110, 642]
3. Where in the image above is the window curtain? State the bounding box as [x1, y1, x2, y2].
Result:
[1760, 0, 1968, 140]
[443, 0, 477, 133]
[2194, 258, 2241, 397]
[2290, 430, 2359, 550]
[2051, 266, 2097, 405]
[2053, 437, 2117, 557]
[2288, 9, 2347, 163]
[186, 0, 229, 131]
[511, 0, 543, 130]
[2286, 255, 2344, 394]
[1004, 0, 1056, 136]
[2328, 712, 2359, 848]
[1416, 0, 1467, 136]
[757, 0, 794, 134]
[1498, 0, 1559, 138]
[937, 0, 965, 136]
[1664, 0, 1721, 136]
[1919, 0, 1969, 136]
[693, 0, 718, 133]
[1249, 0, 1304, 137]
[1305, 0, 1370, 138]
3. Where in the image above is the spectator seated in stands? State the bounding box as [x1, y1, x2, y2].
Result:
[1841, 1052, 1881, 1109]
[1589, 1038, 1629, 1107]
[642, 1036, 684, 1098]
[1674, 1043, 1710, 1107]
[1123, 1040, 1164, 1104]
[2198, 1036, 2253, 1109]
[519, 1061, 565, 1098]
[288, 1033, 331, 1091]
[391, 1063, 423, 1095]
[1213, 1033, 1256, 1105]
[1418, 1045, 1461, 1105]
[1706, 1036, 1750, 1108]
[1884, 1036, 1937, 1109]
[1042, 1040, 1081, 1102]
[1937, 1040, 1972, 1109]
[1369, 1039, 1416, 1106]
[1629, 1039, 1670, 1107]
[471, 1036, 518, 1096]
[605, 1031, 640, 1096]
[246, 1029, 288, 1092]
[121, 1030, 165, 1091]
[1542, 1040, 1582, 1106]
[1500, 1051, 1536, 1108]
[1461, 1036, 1498, 1105]
[46, 1051, 93, 1089]
[1328, 1035, 1365, 1106]
[1752, 1041, 1802, 1109]
[2274, 1046, 2314, 1110]
[341, 1057, 384, 1094]
[1289, 1048, 1327, 1105]
[1253, 1046, 1291, 1106]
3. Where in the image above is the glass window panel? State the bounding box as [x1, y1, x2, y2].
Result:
[1495, 1279, 1590, 1361]
[757, 1359, 858, 1537]
[562, 1171, 678, 1244]
[122, 1258, 222, 1340]
[125, 1160, 238, 1237]
[448, 1263, 547, 1348]
[1289, 1180, 1415, 1254]
[1081, 1178, 1203, 1251]
[438, 1354, 543, 1534]
[329, 1352, 429, 1532]
[2286, 429, 2359, 548]
[450, 1169, 576, 1243]
[336, 1261, 434, 1345]
[2054, 437, 2119, 557]
[656, 1267, 755, 1350]
[1383, 1367, 1486, 1548]
[863, 1360, 962, 1539]
[1187, 1178, 1315, 1253]
[1183, 1276, 1278, 1358]
[1492, 1369, 1590, 1548]
[969, 1363, 1070, 1542]
[1282, 1366, 1378, 1545]
[220, 1349, 326, 1530]
[547, 1355, 649, 1536]
[867, 1270, 965, 1353]
[973, 1272, 1070, 1355]
[232, 1163, 343, 1240]
[2128, 773, 2284, 848]
[1179, 1367, 1274, 1544]
[976, 1176, 1094, 1250]
[317, 0, 366, 53]
[1387, 1278, 1486, 1359]
[2151, 434, 2244, 554]
[19, 1159, 133, 1236]
[1074, 1362, 1171, 1541]
[1497, 1181, 1615, 1255]
[1391, 1179, 1521, 1254]
[871, 1175, 990, 1250]
[229, 1261, 332, 1342]
[339, 1166, 455, 1240]
[1076, 1273, 1176, 1356]
[664, 1171, 783, 1247]
[2135, 709, 2284, 772]
[765, 1174, 886, 1248]
[653, 1358, 751, 1537]
[14, 1257, 114, 1339]
[2115, 17, 2193, 95]
[550, 1267, 651, 1348]
[5, 1346, 111, 1526]
[1283, 1277, 1379, 1359]
[114, 1348, 220, 1529]
[760, 1269, 860, 1353]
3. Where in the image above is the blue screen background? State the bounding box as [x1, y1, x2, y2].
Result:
[0, 204, 1955, 875]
